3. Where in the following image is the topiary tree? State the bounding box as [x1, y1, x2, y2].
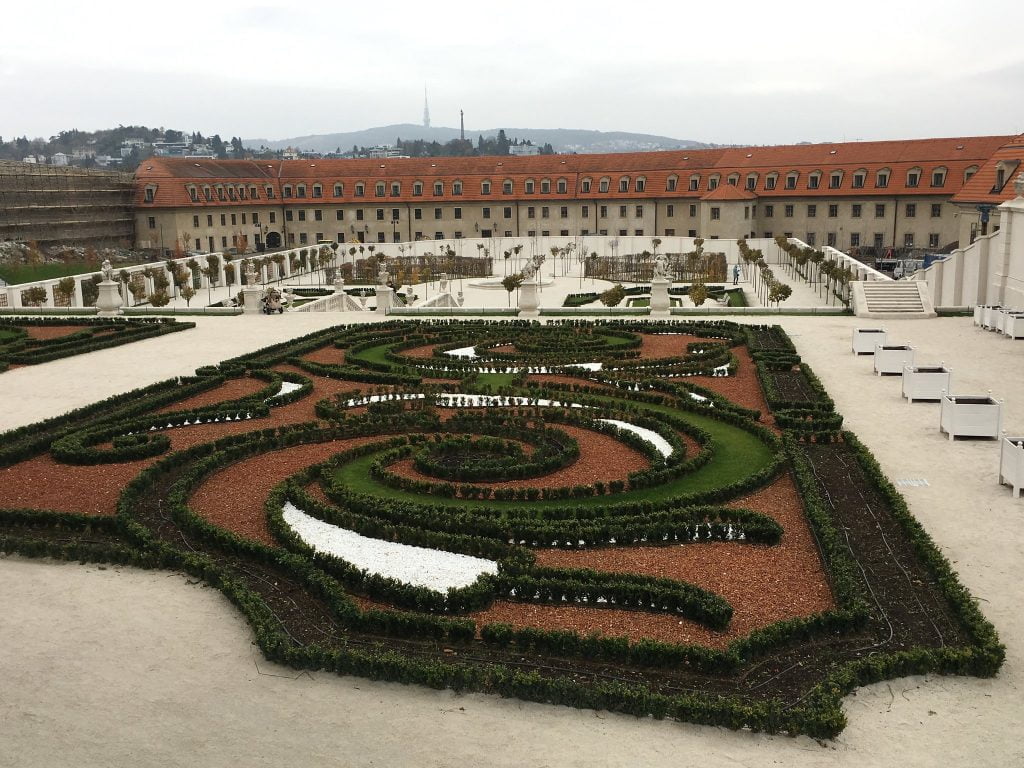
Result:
[149, 290, 171, 307]
[180, 284, 196, 306]
[55, 277, 77, 306]
[501, 273, 523, 306]
[22, 285, 48, 307]
[689, 279, 709, 307]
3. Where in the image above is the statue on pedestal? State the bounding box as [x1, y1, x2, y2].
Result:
[653, 253, 669, 280]
[101, 259, 114, 282]
[377, 260, 389, 287]
[244, 261, 258, 287]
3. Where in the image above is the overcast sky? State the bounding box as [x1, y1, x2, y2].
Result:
[3, 0, 1023, 146]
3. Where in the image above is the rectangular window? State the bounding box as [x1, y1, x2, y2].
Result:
[454, 208, 462, 219]
[784, 204, 794, 217]
[378, 232, 386, 242]
[928, 233, 940, 248]
[635, 205, 643, 217]
[434, 208, 442, 219]
[230, 213, 237, 226]
[852, 204, 862, 218]
[298, 210, 306, 222]
[617, 229, 627, 236]
[192, 215, 200, 228]
[665, 228, 675, 236]
[828, 204, 838, 218]
[875, 204, 886, 218]
[905, 203, 916, 218]
[561, 229, 570, 236]
[315, 209, 323, 221]
[582, 205, 590, 218]
[299, 232, 308, 244]
[252, 212, 259, 225]
[634, 229, 643, 236]
[220, 213, 227, 226]
[666, 204, 674, 217]
[269, 212, 276, 223]
[689, 204, 697, 217]
[807, 205, 817, 218]
[147, 216, 156, 229]
[904, 233, 915, 248]
[560, 206, 568, 218]
[764, 204, 774, 217]
[315, 232, 323, 242]
[335, 209, 344, 221]
[285, 210, 293, 222]
[337, 232, 344, 242]
[414, 208, 422, 220]
[710, 207, 720, 220]
[619, 205, 627, 217]
[527, 206, 536, 218]
[827, 232, 837, 246]
[376, 209, 385, 220]
[435, 231, 443, 239]
[931, 203, 942, 218]
[223, 236, 229, 247]
[542, 206, 550, 218]
[850, 232, 860, 247]
[356, 210, 364, 221]
[874, 233, 884, 249]
[482, 207, 491, 219]
[806, 232, 816, 246]
[503, 207, 512, 219]
[599, 206, 607, 218]
[207, 214, 213, 226]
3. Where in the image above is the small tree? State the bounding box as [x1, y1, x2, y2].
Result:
[55, 277, 77, 306]
[149, 290, 171, 307]
[224, 262, 236, 286]
[689, 279, 709, 307]
[128, 279, 146, 305]
[180, 284, 196, 306]
[501, 273, 523, 307]
[22, 285, 48, 307]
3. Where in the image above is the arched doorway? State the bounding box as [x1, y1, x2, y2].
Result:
[266, 231, 282, 249]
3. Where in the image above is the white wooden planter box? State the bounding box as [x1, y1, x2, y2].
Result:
[994, 308, 1022, 334]
[999, 435, 1024, 497]
[874, 344, 914, 375]
[852, 327, 887, 354]
[939, 394, 1002, 441]
[902, 365, 952, 403]
[974, 305, 985, 327]
[1006, 314, 1024, 340]
[983, 305, 1004, 330]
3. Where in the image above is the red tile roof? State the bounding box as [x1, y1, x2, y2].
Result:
[134, 134, 1018, 208]
[701, 184, 758, 201]
[950, 135, 1024, 205]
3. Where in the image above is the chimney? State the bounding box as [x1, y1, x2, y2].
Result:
[460, 110, 465, 141]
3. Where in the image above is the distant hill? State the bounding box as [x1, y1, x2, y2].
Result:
[244, 124, 711, 155]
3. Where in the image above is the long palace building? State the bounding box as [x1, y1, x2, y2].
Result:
[133, 134, 1024, 256]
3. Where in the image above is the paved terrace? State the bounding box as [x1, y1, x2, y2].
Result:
[1, 312, 1021, 767]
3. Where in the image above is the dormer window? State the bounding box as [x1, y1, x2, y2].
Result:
[764, 173, 777, 190]
[250, 185, 259, 199]
[452, 181, 463, 195]
[708, 175, 720, 191]
[666, 175, 678, 192]
[144, 186, 156, 203]
[618, 176, 629, 193]
[433, 181, 443, 195]
[852, 170, 866, 188]
[228, 186, 237, 201]
[355, 183, 365, 197]
[785, 172, 798, 190]
[503, 179, 513, 194]
[481, 180, 491, 194]
[217, 186, 226, 201]
[558, 178, 568, 194]
[930, 168, 946, 187]
[634, 177, 645, 193]
[187, 186, 198, 202]
[283, 185, 293, 198]
[581, 177, 592, 193]
[745, 174, 757, 191]
[541, 178, 551, 193]
[906, 169, 921, 188]
[807, 173, 821, 190]
[297, 184, 306, 197]
[238, 186, 247, 200]
[334, 183, 344, 197]
[726, 173, 739, 186]
[391, 182, 401, 196]
[525, 179, 536, 194]
[829, 172, 842, 189]
[203, 186, 212, 201]
[265, 185, 275, 199]
[964, 165, 979, 183]
[876, 170, 890, 188]
[375, 182, 385, 197]
[413, 181, 423, 196]
[689, 174, 700, 191]
[312, 184, 322, 198]
[598, 177, 609, 193]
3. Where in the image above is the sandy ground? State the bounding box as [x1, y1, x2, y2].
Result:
[2, 313, 1023, 767]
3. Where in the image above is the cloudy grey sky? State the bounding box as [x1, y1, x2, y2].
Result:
[3, 0, 1023, 145]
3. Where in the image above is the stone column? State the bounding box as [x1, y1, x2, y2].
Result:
[650, 277, 670, 316]
[375, 285, 394, 314]
[518, 279, 539, 317]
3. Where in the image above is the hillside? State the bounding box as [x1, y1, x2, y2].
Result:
[245, 124, 711, 154]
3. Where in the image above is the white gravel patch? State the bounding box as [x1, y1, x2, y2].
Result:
[344, 392, 588, 409]
[597, 419, 674, 457]
[443, 346, 478, 358]
[282, 502, 497, 592]
[270, 381, 303, 398]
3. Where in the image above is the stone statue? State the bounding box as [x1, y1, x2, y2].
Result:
[653, 252, 668, 280]
[377, 260, 389, 286]
[1015, 172, 1024, 197]
[521, 259, 537, 282]
[101, 259, 114, 282]
[439, 273, 449, 293]
[244, 261, 257, 287]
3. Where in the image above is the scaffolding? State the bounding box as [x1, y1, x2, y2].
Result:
[0, 160, 136, 249]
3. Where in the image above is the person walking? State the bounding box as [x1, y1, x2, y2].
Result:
[733, 264, 740, 285]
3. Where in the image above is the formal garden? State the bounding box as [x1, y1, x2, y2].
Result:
[0, 319, 1002, 737]
[0, 317, 192, 373]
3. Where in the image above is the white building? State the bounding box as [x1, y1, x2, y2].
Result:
[51, 153, 69, 166]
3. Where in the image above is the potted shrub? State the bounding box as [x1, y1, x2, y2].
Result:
[939, 392, 1002, 441]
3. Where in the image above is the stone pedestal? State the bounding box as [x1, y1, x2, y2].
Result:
[375, 286, 394, 315]
[518, 279, 540, 317]
[95, 280, 123, 317]
[241, 287, 264, 314]
[650, 278, 670, 316]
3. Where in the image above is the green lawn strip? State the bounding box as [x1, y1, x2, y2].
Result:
[332, 400, 774, 510]
[0, 261, 149, 284]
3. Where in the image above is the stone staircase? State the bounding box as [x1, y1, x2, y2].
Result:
[850, 280, 936, 318]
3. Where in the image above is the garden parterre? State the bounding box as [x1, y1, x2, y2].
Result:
[0, 319, 1002, 738]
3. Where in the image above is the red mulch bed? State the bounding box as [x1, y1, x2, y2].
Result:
[302, 345, 344, 365]
[0, 455, 149, 516]
[387, 424, 648, 490]
[525, 472, 833, 647]
[22, 325, 90, 340]
[687, 346, 775, 427]
[400, 343, 440, 359]
[156, 377, 268, 414]
[189, 438, 378, 545]
[637, 333, 710, 359]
